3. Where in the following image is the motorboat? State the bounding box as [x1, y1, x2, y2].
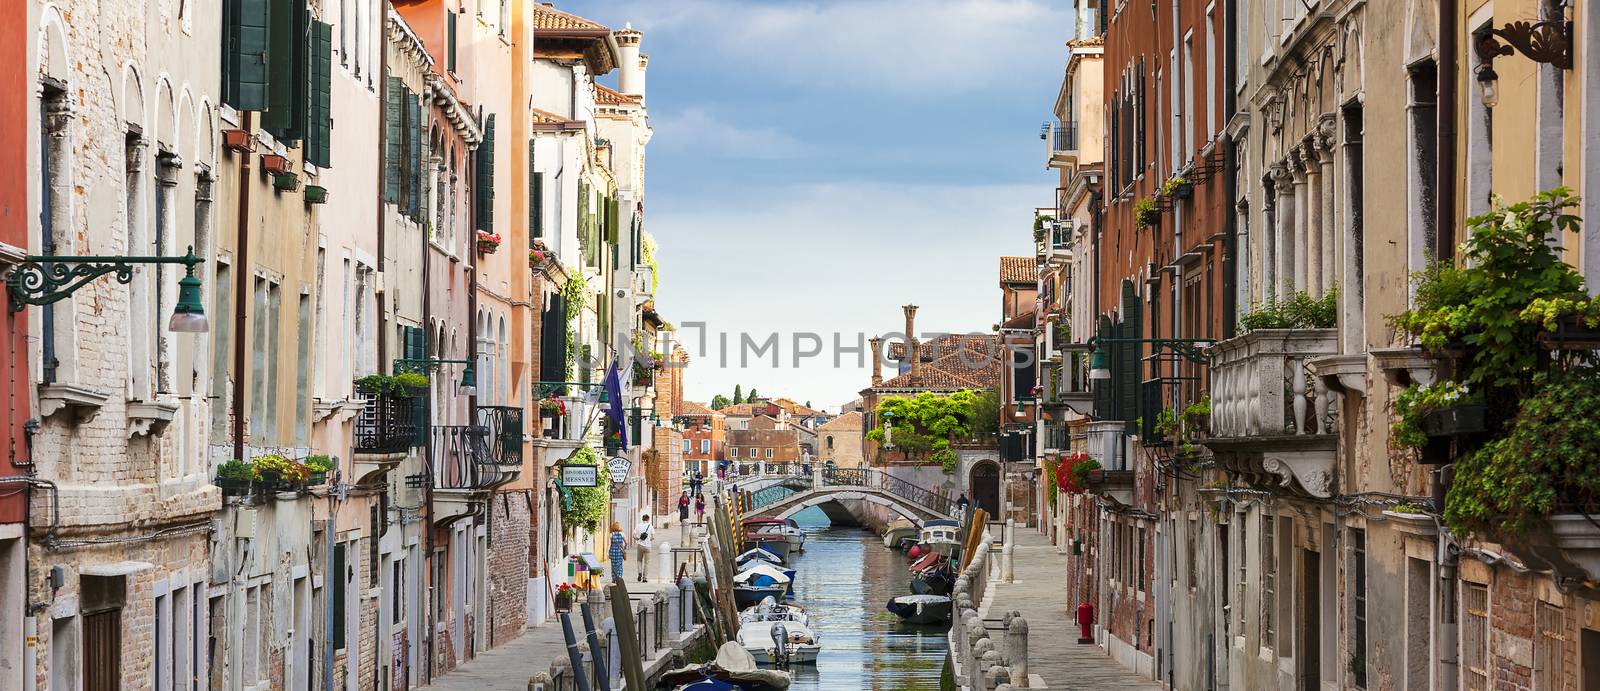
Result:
[744, 518, 806, 553]
[663, 641, 792, 690]
[736, 547, 786, 567]
[733, 563, 794, 607]
[908, 552, 954, 596]
[736, 559, 796, 585]
[917, 519, 962, 557]
[885, 594, 952, 624]
[882, 519, 919, 551]
[741, 533, 792, 562]
[739, 596, 810, 627]
[736, 620, 821, 666]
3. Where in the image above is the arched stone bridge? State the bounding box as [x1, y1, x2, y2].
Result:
[742, 468, 956, 523]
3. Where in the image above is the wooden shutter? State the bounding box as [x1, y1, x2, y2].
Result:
[263, 0, 309, 139]
[383, 76, 403, 203]
[528, 139, 539, 239]
[224, 0, 271, 110]
[406, 91, 422, 219]
[306, 21, 332, 167]
[605, 196, 620, 244]
[1118, 280, 1142, 432]
[1093, 316, 1114, 417]
[540, 293, 567, 386]
[476, 114, 496, 231]
[576, 182, 591, 262]
[403, 326, 428, 446]
[446, 10, 458, 73]
[331, 545, 347, 649]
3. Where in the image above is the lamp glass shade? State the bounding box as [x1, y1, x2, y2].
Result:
[1477, 69, 1499, 108]
[167, 274, 208, 333]
[458, 365, 477, 396]
[1088, 345, 1112, 380]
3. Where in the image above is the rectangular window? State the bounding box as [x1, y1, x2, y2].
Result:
[1405, 557, 1431, 691]
[1534, 601, 1567, 691]
[249, 277, 271, 443]
[1205, 8, 1217, 138]
[1262, 515, 1276, 648]
[392, 559, 405, 627]
[1237, 518, 1248, 632]
[1186, 518, 1198, 589]
[293, 292, 312, 446]
[765, 448, 773, 459]
[1182, 36, 1194, 158]
[210, 262, 233, 438]
[155, 592, 169, 690]
[1136, 526, 1146, 593]
[730, 447, 739, 459]
[682, 439, 690, 454]
[702, 440, 710, 454]
[1409, 61, 1439, 272]
[446, 10, 458, 73]
[1462, 582, 1488, 691]
[1351, 528, 1368, 688]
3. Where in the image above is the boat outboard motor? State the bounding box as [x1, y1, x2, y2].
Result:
[770, 622, 790, 667]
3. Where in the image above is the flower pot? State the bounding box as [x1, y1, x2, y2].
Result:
[477, 241, 500, 255]
[1171, 184, 1193, 199]
[260, 153, 291, 175]
[554, 591, 575, 613]
[222, 128, 255, 154]
[1419, 404, 1486, 437]
[272, 172, 300, 192]
[216, 477, 251, 496]
[303, 184, 328, 204]
[306, 471, 327, 486]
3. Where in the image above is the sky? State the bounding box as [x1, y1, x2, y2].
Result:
[565, 0, 1067, 412]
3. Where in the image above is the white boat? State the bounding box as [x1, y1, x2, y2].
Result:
[917, 519, 962, 557]
[740, 596, 810, 627]
[736, 620, 821, 666]
[736, 547, 786, 566]
[744, 518, 806, 553]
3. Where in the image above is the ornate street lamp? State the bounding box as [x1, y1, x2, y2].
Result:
[394, 357, 477, 396]
[6, 246, 209, 332]
[1473, 18, 1574, 109]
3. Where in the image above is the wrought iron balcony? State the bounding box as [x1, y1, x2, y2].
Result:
[352, 384, 421, 457]
[1043, 120, 1079, 168]
[477, 405, 524, 467]
[1203, 328, 1340, 497]
[431, 425, 503, 491]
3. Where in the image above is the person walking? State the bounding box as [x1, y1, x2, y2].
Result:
[695, 494, 706, 525]
[678, 492, 691, 522]
[957, 492, 971, 518]
[634, 513, 654, 583]
[691, 471, 703, 497]
[608, 521, 627, 582]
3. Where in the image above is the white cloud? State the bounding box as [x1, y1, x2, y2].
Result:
[613, 0, 1072, 94]
[652, 107, 813, 159]
[647, 180, 1045, 410]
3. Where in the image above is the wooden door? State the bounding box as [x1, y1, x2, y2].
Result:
[82, 608, 120, 691]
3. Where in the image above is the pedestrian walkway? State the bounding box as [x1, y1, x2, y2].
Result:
[980, 528, 1162, 690]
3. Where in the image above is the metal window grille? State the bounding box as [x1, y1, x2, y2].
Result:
[1462, 583, 1488, 691]
[1262, 517, 1276, 648]
[1534, 601, 1567, 691]
[1351, 528, 1368, 688]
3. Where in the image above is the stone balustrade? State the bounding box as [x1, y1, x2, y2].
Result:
[1208, 328, 1339, 439]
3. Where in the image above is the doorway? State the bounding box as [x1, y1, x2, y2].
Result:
[970, 461, 1000, 518]
[1301, 549, 1320, 690]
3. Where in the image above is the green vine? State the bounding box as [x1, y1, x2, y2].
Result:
[1133, 197, 1159, 229]
[561, 269, 589, 382]
[1390, 381, 1478, 450]
[641, 231, 660, 294]
[560, 445, 612, 532]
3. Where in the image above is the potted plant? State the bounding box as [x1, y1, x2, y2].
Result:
[476, 229, 502, 255]
[254, 453, 308, 493]
[1391, 381, 1484, 451]
[1161, 175, 1193, 199]
[539, 397, 565, 438]
[1133, 197, 1159, 229]
[304, 454, 334, 485]
[529, 247, 553, 268]
[215, 460, 256, 496]
[553, 582, 578, 612]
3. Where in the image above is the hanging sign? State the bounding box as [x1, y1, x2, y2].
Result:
[560, 464, 598, 488]
[607, 456, 632, 485]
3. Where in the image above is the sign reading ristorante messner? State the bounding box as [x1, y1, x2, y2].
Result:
[559, 463, 598, 488]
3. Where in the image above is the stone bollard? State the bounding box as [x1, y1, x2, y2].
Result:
[679, 575, 696, 631]
[1007, 616, 1030, 687]
[980, 649, 1003, 689]
[548, 656, 572, 691]
[528, 670, 553, 691]
[1001, 541, 1015, 583]
[986, 665, 1011, 691]
[658, 541, 675, 583]
[968, 624, 990, 687]
[666, 585, 682, 637]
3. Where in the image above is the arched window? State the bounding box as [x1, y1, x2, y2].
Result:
[826, 436, 834, 450]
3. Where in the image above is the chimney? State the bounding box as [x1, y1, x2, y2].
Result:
[615, 24, 645, 100]
[902, 304, 920, 378]
[869, 337, 883, 386]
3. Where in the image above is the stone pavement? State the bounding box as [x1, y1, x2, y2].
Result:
[980, 527, 1162, 690]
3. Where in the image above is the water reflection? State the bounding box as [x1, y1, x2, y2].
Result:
[784, 507, 948, 690]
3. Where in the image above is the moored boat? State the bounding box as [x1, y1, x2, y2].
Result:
[916, 519, 962, 557]
[744, 518, 806, 553]
[885, 594, 952, 624]
[882, 518, 919, 551]
[664, 642, 793, 690]
[741, 534, 792, 561]
[736, 620, 821, 666]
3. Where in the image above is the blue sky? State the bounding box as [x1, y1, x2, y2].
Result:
[565, 0, 1067, 411]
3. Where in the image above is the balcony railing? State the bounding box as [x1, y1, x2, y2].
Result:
[477, 405, 524, 466]
[431, 424, 504, 490]
[1044, 120, 1078, 158]
[352, 384, 421, 456]
[1209, 329, 1339, 439]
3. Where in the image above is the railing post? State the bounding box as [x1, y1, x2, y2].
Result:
[1006, 616, 1030, 688]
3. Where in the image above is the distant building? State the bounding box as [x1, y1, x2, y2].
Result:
[679, 400, 725, 475]
[816, 412, 864, 469]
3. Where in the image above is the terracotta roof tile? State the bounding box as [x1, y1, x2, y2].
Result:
[533, 4, 608, 32]
[680, 401, 720, 416]
[1000, 256, 1034, 284]
[816, 411, 862, 431]
[874, 334, 1004, 391]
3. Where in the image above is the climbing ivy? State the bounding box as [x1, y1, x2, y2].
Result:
[561, 268, 588, 381]
[560, 445, 611, 533]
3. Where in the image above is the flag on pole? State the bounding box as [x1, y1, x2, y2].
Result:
[604, 362, 629, 451]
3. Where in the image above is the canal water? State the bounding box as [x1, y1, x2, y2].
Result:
[782, 507, 948, 690]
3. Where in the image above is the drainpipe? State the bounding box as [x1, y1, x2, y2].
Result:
[1221, 0, 1239, 339]
[1435, 4, 1460, 690]
[232, 112, 253, 466]
[372, 4, 393, 689]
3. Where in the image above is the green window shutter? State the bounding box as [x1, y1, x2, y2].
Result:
[383, 76, 402, 203]
[605, 196, 619, 245]
[475, 114, 496, 231]
[576, 181, 590, 260]
[597, 290, 609, 343]
[419, 126, 432, 226]
[224, 0, 271, 110]
[540, 293, 567, 386]
[406, 91, 421, 219]
[306, 21, 332, 167]
[402, 326, 428, 446]
[1093, 316, 1114, 417]
[446, 11, 458, 73]
[1118, 280, 1142, 433]
[263, 0, 309, 140]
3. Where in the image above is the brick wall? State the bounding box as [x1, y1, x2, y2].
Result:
[488, 492, 531, 645]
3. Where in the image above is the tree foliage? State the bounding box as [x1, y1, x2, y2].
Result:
[865, 390, 989, 468]
[733, 385, 743, 404]
[710, 395, 731, 410]
[560, 445, 611, 533]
